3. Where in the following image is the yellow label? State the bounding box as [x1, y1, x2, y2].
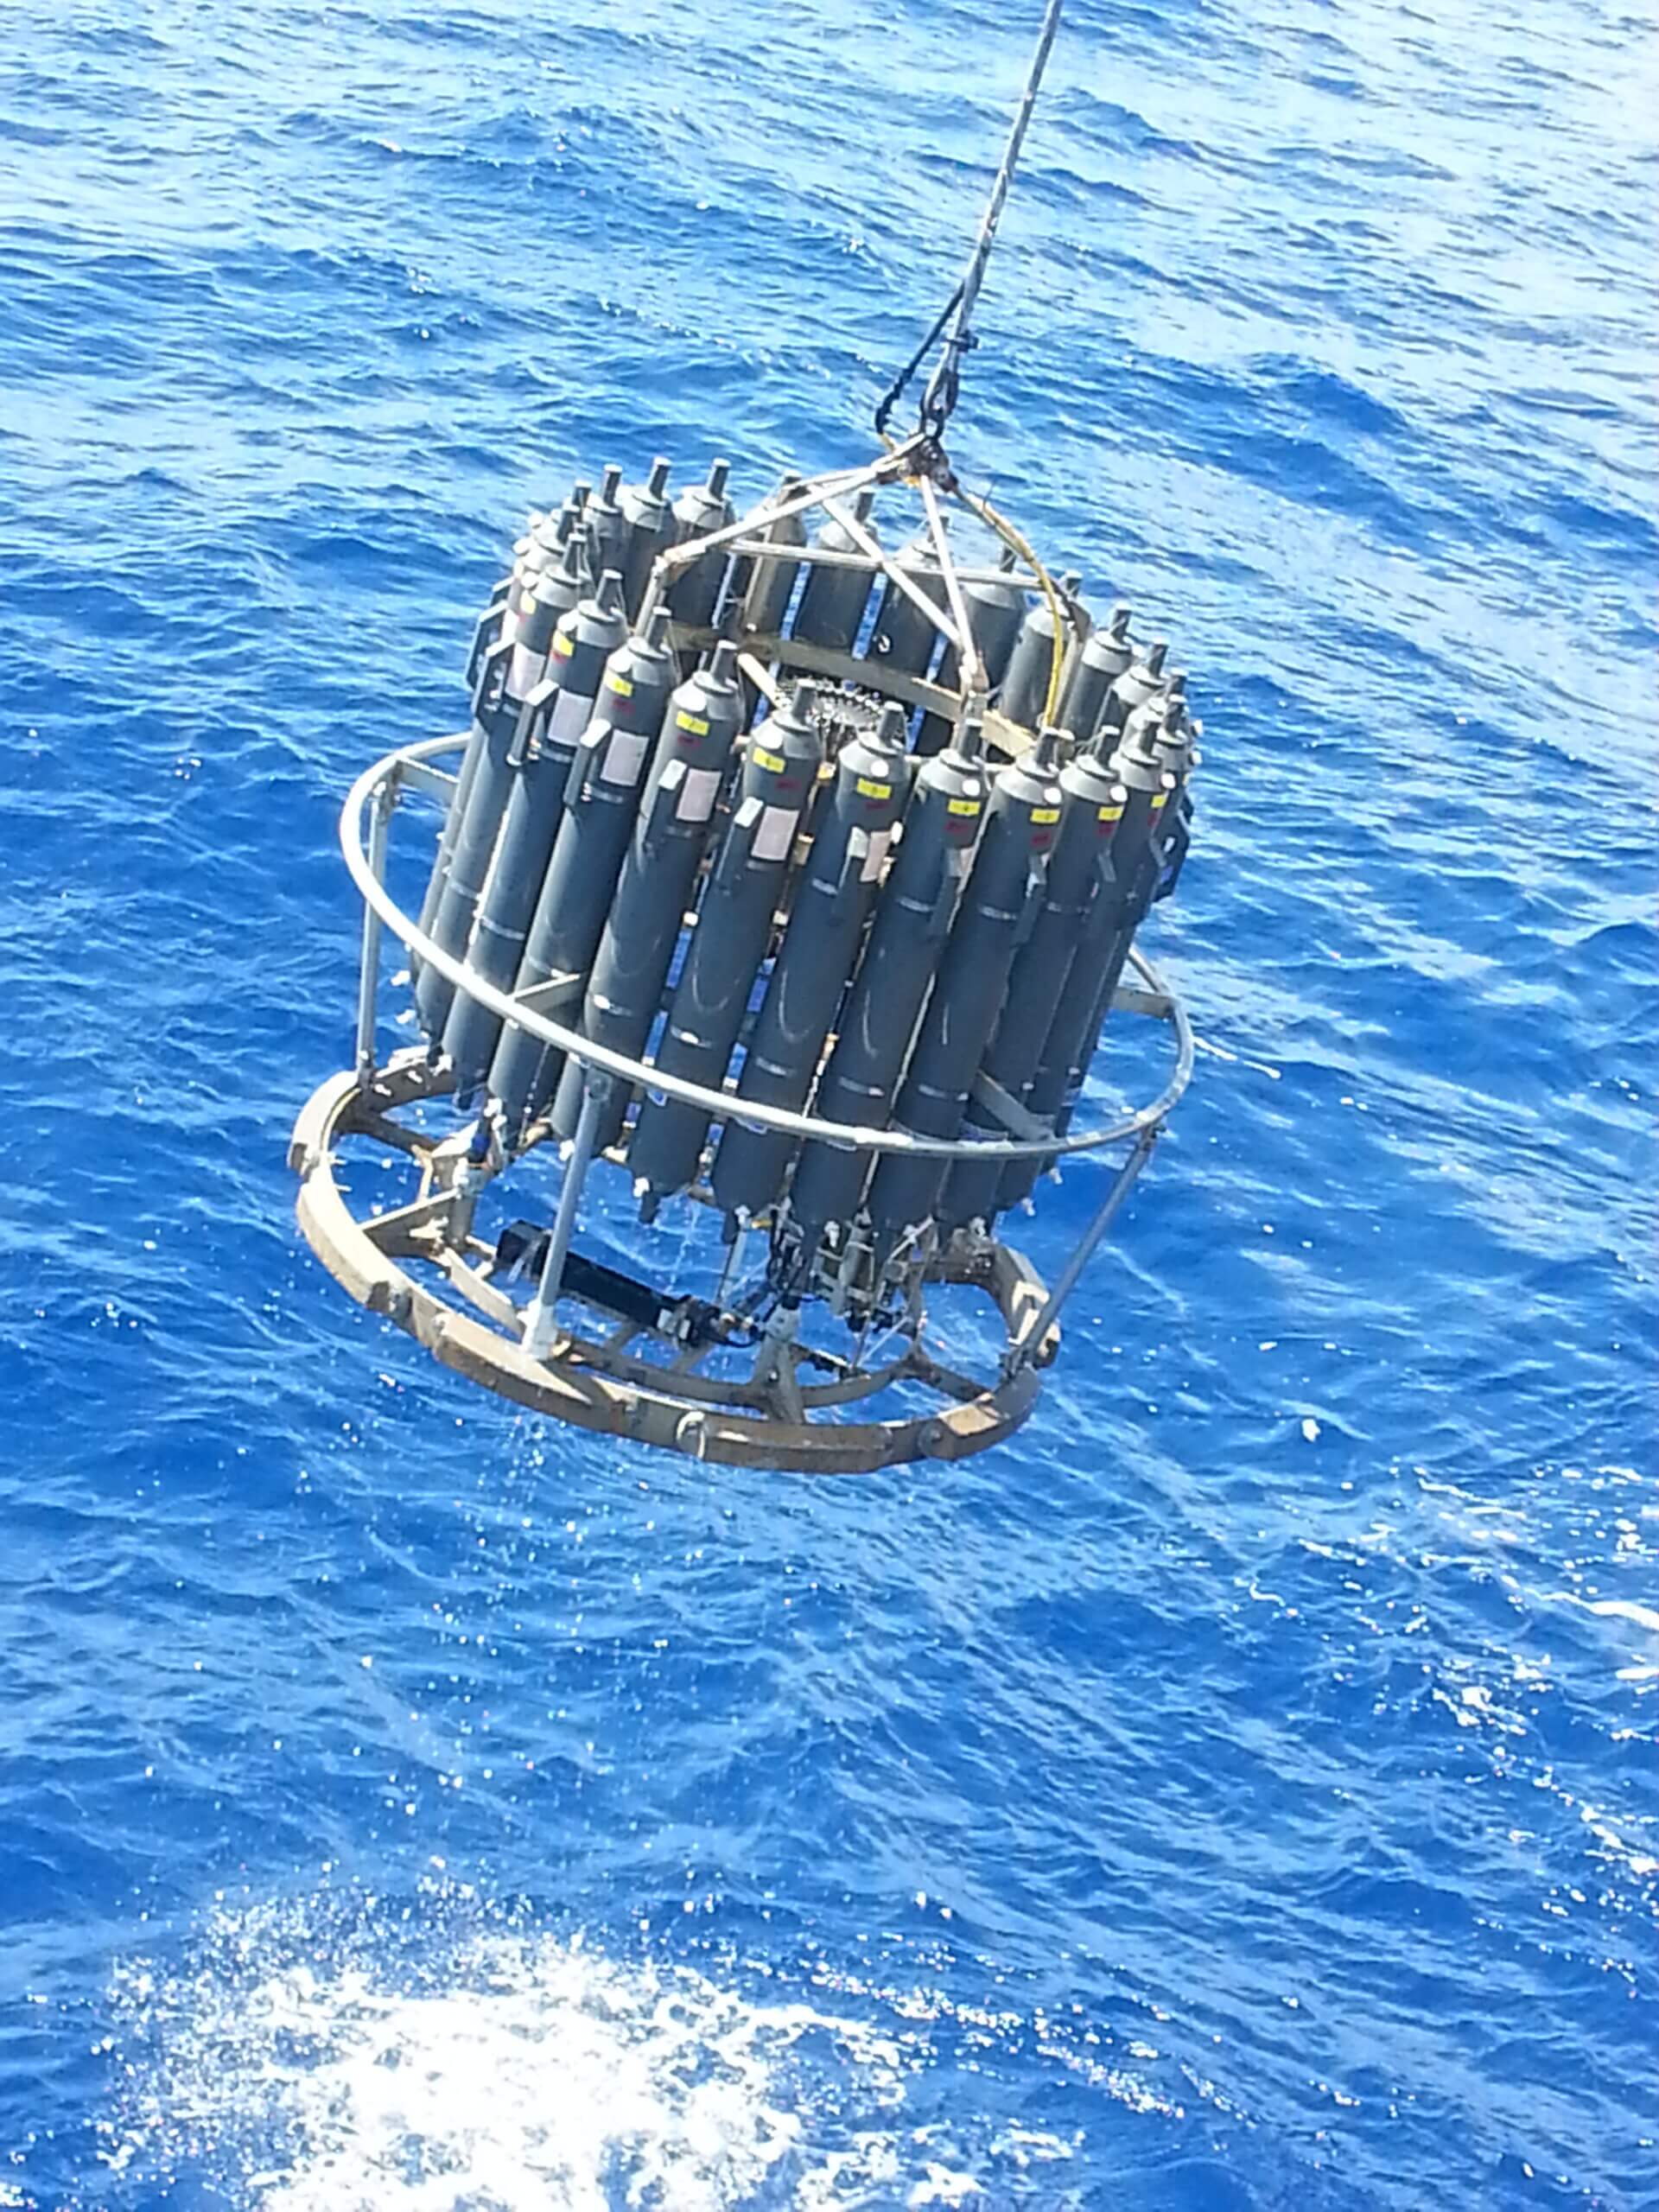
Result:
[607, 672, 634, 697]
[1031, 805, 1061, 825]
[1151, 791, 1168, 810]
[947, 798, 982, 817]
[677, 712, 710, 735]
[1098, 804, 1124, 823]
[552, 632, 575, 658]
[855, 777, 893, 799]
[753, 747, 785, 772]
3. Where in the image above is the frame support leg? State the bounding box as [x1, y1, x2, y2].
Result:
[523, 1073, 606, 1359]
[354, 776, 396, 1083]
[1004, 1123, 1160, 1377]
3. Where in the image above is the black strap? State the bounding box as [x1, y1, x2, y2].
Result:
[874, 281, 965, 441]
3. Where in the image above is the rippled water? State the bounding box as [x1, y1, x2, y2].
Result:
[2, 0, 1655, 2205]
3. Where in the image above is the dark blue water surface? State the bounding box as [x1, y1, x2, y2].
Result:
[3, 0, 1656, 2203]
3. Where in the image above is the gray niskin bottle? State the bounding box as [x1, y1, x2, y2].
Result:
[710, 701, 911, 1229]
[782, 720, 989, 1266]
[790, 487, 879, 652]
[664, 458, 736, 631]
[412, 578, 516, 982]
[1058, 602, 1134, 742]
[740, 474, 807, 638]
[999, 569, 1082, 733]
[916, 546, 1028, 754]
[549, 640, 747, 1153]
[994, 702, 1179, 1211]
[617, 455, 675, 619]
[488, 605, 678, 1142]
[863, 728, 1067, 1268]
[582, 464, 626, 585]
[414, 542, 584, 1039]
[1097, 637, 1169, 746]
[938, 728, 1128, 1233]
[442, 569, 631, 1096]
[862, 534, 946, 684]
[626, 681, 825, 1217]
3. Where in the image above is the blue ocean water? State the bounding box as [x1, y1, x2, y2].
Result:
[2, 0, 1656, 2202]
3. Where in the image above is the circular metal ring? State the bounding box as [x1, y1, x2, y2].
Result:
[344, 736, 1194, 1165]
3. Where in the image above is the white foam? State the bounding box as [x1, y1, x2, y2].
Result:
[97, 1889, 1180, 2207]
[99, 1892, 911, 2209]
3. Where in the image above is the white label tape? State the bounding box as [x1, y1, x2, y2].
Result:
[508, 642, 544, 696]
[602, 728, 649, 787]
[676, 765, 721, 823]
[752, 804, 799, 864]
[546, 684, 595, 741]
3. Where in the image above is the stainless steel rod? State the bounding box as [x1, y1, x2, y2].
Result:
[524, 1072, 605, 1357]
[918, 470, 988, 702]
[652, 436, 929, 578]
[718, 537, 1039, 591]
[821, 492, 965, 656]
[354, 778, 393, 1079]
[1007, 1121, 1158, 1375]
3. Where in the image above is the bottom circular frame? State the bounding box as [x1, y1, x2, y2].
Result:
[291, 1049, 1057, 1474]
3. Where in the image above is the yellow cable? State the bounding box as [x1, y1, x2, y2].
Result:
[952, 485, 1071, 727]
[868, 440, 1078, 730]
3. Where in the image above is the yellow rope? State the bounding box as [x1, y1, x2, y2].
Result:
[951, 484, 1071, 727]
[874, 438, 1077, 728]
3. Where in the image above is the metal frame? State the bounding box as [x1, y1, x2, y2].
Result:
[292, 1049, 1061, 1471]
[335, 733, 1192, 1171]
[291, 451, 1195, 1472]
